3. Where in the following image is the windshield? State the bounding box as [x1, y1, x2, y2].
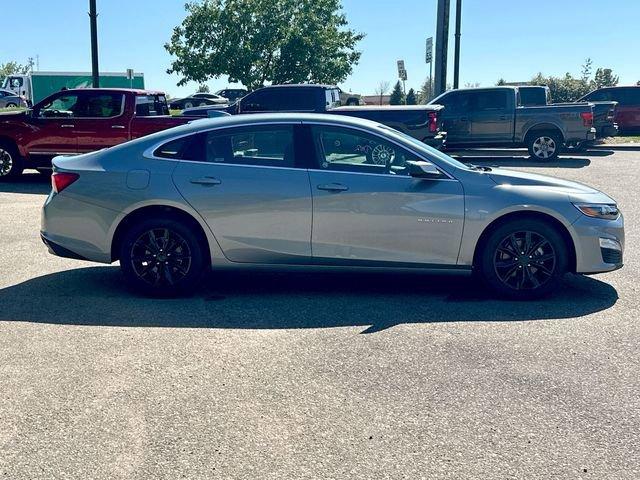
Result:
[378, 125, 471, 171]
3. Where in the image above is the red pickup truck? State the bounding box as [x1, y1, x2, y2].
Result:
[0, 88, 191, 179]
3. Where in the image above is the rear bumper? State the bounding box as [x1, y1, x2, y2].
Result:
[596, 124, 618, 139]
[41, 233, 88, 261]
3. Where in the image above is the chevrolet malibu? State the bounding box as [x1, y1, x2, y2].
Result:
[41, 113, 624, 299]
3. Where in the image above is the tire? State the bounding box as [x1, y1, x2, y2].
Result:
[346, 98, 359, 106]
[478, 218, 568, 300]
[0, 140, 24, 180]
[5, 102, 17, 108]
[119, 217, 206, 297]
[527, 131, 562, 162]
[184, 101, 194, 109]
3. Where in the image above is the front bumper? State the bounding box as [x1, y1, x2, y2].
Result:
[571, 212, 624, 274]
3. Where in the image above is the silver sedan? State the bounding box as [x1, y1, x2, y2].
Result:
[41, 113, 624, 299]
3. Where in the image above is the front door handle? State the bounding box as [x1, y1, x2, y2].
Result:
[61, 124, 75, 128]
[190, 176, 221, 186]
[112, 125, 126, 129]
[459, 117, 468, 122]
[317, 183, 348, 192]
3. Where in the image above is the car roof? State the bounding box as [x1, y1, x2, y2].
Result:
[259, 84, 338, 90]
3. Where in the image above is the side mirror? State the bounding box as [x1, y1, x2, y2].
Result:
[406, 160, 442, 179]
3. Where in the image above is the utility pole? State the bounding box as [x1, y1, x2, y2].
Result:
[453, 0, 462, 89]
[434, 0, 450, 96]
[89, 0, 99, 88]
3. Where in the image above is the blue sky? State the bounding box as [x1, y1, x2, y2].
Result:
[3, 0, 639, 97]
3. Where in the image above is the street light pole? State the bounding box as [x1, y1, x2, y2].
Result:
[453, 0, 462, 89]
[89, 0, 99, 88]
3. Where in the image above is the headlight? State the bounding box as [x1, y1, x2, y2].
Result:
[573, 203, 620, 220]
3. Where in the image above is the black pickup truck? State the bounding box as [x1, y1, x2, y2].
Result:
[197, 84, 447, 149]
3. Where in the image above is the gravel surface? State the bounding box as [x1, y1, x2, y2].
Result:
[0, 149, 638, 479]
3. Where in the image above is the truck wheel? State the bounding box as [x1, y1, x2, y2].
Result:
[346, 98, 359, 106]
[478, 218, 568, 300]
[527, 131, 561, 161]
[0, 141, 24, 180]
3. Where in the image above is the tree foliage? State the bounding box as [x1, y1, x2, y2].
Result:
[530, 60, 620, 103]
[405, 88, 417, 105]
[389, 81, 404, 105]
[374, 80, 390, 105]
[166, 0, 364, 90]
[196, 83, 210, 93]
[0, 61, 30, 85]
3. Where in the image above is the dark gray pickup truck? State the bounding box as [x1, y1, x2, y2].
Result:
[429, 86, 596, 161]
[516, 86, 618, 151]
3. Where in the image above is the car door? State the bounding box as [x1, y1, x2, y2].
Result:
[73, 91, 129, 153]
[26, 91, 82, 155]
[434, 91, 472, 144]
[170, 123, 313, 263]
[467, 89, 514, 144]
[307, 124, 465, 265]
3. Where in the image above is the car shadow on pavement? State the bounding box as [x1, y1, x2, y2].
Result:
[0, 266, 618, 334]
[0, 172, 50, 195]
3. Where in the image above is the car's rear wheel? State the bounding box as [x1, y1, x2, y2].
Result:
[119, 218, 206, 296]
[5, 102, 18, 108]
[479, 219, 568, 299]
[527, 131, 561, 161]
[0, 141, 24, 180]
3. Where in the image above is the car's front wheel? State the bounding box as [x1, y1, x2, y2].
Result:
[479, 219, 568, 299]
[119, 218, 206, 296]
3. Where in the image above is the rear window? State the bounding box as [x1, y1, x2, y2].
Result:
[338, 109, 427, 127]
[518, 88, 547, 106]
[136, 94, 170, 116]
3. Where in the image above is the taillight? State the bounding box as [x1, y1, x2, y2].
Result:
[51, 172, 79, 193]
[428, 112, 438, 133]
[580, 111, 594, 127]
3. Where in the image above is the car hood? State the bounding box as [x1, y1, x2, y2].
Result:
[487, 168, 615, 203]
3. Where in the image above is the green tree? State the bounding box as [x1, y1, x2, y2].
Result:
[166, 0, 364, 90]
[196, 83, 210, 93]
[418, 77, 433, 103]
[389, 81, 404, 105]
[593, 68, 619, 89]
[0, 61, 30, 85]
[496, 78, 506, 86]
[530, 72, 591, 103]
[581, 58, 593, 83]
[405, 88, 417, 105]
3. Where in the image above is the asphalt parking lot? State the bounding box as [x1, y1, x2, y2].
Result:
[0, 148, 638, 479]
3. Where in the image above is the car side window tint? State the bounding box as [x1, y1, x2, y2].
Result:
[473, 90, 509, 111]
[155, 136, 192, 159]
[311, 126, 422, 175]
[38, 94, 81, 118]
[175, 126, 295, 167]
[78, 93, 124, 118]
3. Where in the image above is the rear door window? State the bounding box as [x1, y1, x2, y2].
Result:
[79, 93, 124, 118]
[136, 95, 170, 116]
[614, 88, 640, 106]
[241, 89, 279, 112]
[472, 90, 509, 111]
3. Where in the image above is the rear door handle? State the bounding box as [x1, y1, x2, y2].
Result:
[459, 117, 468, 122]
[190, 176, 221, 186]
[112, 125, 126, 129]
[317, 183, 348, 192]
[61, 124, 75, 128]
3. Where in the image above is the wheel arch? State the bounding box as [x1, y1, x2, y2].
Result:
[110, 204, 212, 265]
[524, 123, 565, 143]
[472, 210, 577, 273]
